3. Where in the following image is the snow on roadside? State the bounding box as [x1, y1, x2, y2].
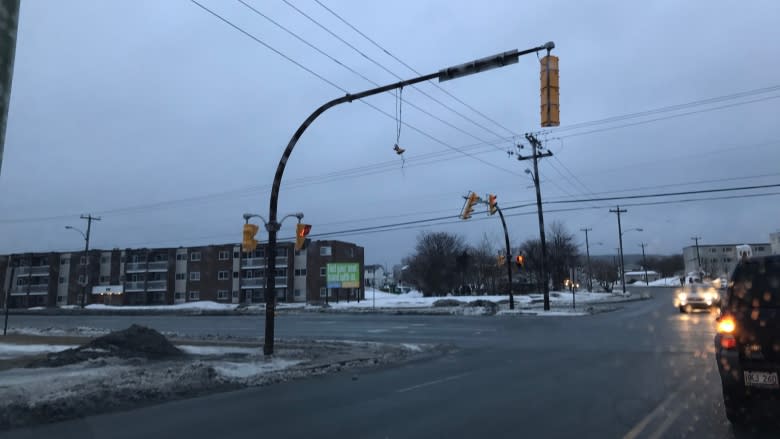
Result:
[211, 359, 301, 379]
[496, 309, 589, 317]
[86, 301, 236, 311]
[645, 277, 682, 287]
[0, 343, 75, 360]
[401, 343, 423, 352]
[177, 345, 261, 356]
[6, 326, 110, 337]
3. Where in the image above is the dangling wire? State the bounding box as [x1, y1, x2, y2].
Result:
[393, 87, 406, 168]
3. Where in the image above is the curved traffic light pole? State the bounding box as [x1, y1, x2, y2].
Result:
[494, 203, 515, 310]
[262, 43, 554, 355]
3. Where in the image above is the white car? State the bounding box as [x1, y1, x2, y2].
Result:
[673, 283, 721, 313]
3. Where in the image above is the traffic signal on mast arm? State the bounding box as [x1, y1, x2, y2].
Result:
[242, 223, 259, 252]
[515, 254, 526, 269]
[540, 54, 560, 127]
[460, 192, 479, 220]
[488, 194, 498, 215]
[295, 223, 312, 251]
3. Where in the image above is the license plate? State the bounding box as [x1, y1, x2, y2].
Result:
[744, 371, 779, 388]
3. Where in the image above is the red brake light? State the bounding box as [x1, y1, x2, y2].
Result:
[720, 335, 737, 349]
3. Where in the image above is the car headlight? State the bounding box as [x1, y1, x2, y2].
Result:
[677, 292, 687, 300]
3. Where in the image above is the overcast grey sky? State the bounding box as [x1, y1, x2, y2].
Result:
[2, 0, 780, 268]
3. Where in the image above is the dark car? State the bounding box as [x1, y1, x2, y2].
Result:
[714, 255, 780, 424]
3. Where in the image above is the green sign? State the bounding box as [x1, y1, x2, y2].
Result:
[326, 263, 360, 288]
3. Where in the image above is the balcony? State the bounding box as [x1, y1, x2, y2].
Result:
[240, 277, 288, 289]
[147, 261, 168, 272]
[125, 262, 146, 273]
[125, 281, 145, 292]
[11, 284, 49, 296]
[146, 280, 167, 291]
[16, 266, 50, 276]
[241, 257, 288, 268]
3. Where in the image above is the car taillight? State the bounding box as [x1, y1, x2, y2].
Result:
[717, 316, 736, 334]
[720, 335, 737, 349]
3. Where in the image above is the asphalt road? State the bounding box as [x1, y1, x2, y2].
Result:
[5, 288, 779, 439]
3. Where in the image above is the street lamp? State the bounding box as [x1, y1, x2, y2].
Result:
[618, 227, 643, 295]
[65, 225, 89, 308]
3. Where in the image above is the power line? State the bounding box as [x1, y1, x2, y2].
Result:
[277, 0, 513, 142]
[310, 0, 518, 137]
[237, 0, 508, 150]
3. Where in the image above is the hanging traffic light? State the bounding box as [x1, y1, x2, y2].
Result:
[488, 194, 498, 216]
[242, 223, 259, 252]
[497, 254, 506, 267]
[515, 254, 525, 268]
[295, 223, 312, 251]
[540, 54, 560, 127]
[460, 192, 479, 220]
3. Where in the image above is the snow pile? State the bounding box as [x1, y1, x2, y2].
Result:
[646, 277, 682, 287]
[177, 345, 260, 356]
[0, 343, 75, 360]
[86, 301, 237, 311]
[211, 359, 301, 379]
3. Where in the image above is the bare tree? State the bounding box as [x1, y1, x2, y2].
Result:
[591, 259, 618, 292]
[547, 221, 579, 290]
[404, 231, 466, 296]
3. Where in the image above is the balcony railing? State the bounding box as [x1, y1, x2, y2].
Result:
[240, 277, 288, 289]
[125, 262, 146, 273]
[16, 266, 50, 276]
[241, 257, 288, 268]
[146, 280, 167, 291]
[11, 284, 49, 295]
[125, 281, 145, 292]
[147, 261, 168, 271]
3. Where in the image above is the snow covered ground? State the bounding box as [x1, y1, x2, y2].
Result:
[644, 277, 683, 287]
[330, 289, 626, 310]
[0, 343, 76, 360]
[496, 309, 590, 317]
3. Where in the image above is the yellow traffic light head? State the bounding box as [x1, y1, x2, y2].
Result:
[488, 194, 498, 215]
[295, 223, 312, 251]
[515, 255, 525, 267]
[540, 55, 559, 127]
[242, 223, 259, 252]
[460, 191, 479, 220]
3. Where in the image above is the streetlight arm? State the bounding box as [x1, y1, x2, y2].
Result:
[65, 226, 87, 240]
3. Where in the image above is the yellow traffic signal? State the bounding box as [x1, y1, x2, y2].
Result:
[295, 223, 312, 251]
[540, 55, 559, 127]
[488, 194, 497, 216]
[460, 192, 479, 220]
[497, 254, 506, 267]
[242, 223, 259, 252]
[515, 254, 525, 268]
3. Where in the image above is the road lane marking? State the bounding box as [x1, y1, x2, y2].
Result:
[622, 377, 696, 439]
[396, 372, 471, 393]
[647, 405, 685, 439]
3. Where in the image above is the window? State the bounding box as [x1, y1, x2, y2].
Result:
[295, 249, 303, 256]
[57, 296, 64, 303]
[80, 256, 86, 265]
[711, 258, 717, 262]
[61, 258, 70, 265]
[320, 287, 328, 297]
[295, 268, 307, 276]
[254, 249, 265, 258]
[174, 292, 185, 300]
[233, 251, 239, 259]
[188, 291, 200, 300]
[99, 275, 109, 284]
[723, 248, 729, 252]
[175, 273, 186, 280]
[58, 276, 65, 284]
[101, 256, 108, 263]
[346, 248, 354, 257]
[758, 246, 765, 251]
[217, 290, 228, 299]
[294, 289, 302, 297]
[189, 272, 200, 281]
[191, 252, 201, 261]
[232, 290, 239, 298]
[320, 266, 326, 276]
[219, 251, 230, 261]
[120, 275, 125, 282]
[176, 253, 187, 261]
[277, 248, 287, 257]
[78, 275, 85, 284]
[154, 254, 167, 262]
[320, 246, 332, 256]
[233, 271, 239, 278]
[710, 248, 717, 253]
[218, 271, 229, 280]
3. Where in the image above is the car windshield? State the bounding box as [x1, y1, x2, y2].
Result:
[730, 259, 780, 308]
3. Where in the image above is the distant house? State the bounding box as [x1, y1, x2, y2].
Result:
[364, 264, 387, 289]
[624, 270, 660, 284]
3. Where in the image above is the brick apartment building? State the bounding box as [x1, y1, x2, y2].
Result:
[0, 240, 363, 308]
